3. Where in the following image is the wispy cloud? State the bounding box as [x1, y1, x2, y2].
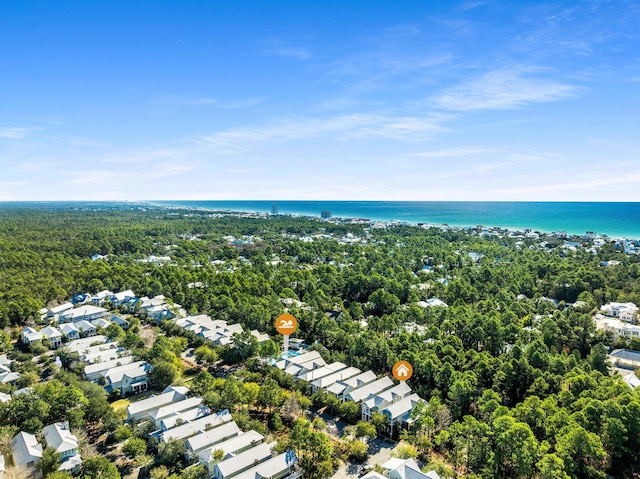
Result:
[409, 147, 493, 158]
[152, 96, 261, 109]
[267, 46, 311, 59]
[67, 137, 111, 148]
[219, 98, 262, 109]
[63, 162, 195, 186]
[154, 95, 218, 106]
[460, 1, 485, 11]
[498, 171, 640, 197]
[433, 66, 577, 111]
[0, 127, 36, 140]
[196, 113, 448, 152]
[326, 49, 452, 92]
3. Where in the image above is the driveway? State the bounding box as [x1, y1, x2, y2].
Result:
[331, 437, 396, 479]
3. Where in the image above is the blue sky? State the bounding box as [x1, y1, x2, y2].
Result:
[1, 0, 639, 201]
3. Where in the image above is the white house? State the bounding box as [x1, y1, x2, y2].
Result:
[596, 317, 640, 340]
[362, 382, 413, 422]
[327, 370, 377, 400]
[84, 355, 135, 382]
[345, 376, 394, 404]
[0, 369, 21, 385]
[126, 385, 190, 422]
[198, 430, 265, 477]
[609, 349, 640, 370]
[112, 290, 136, 306]
[103, 361, 151, 397]
[76, 320, 97, 337]
[161, 410, 234, 444]
[160, 405, 211, 431]
[21, 327, 42, 346]
[81, 345, 126, 364]
[275, 350, 326, 372]
[10, 431, 43, 470]
[91, 290, 114, 306]
[58, 305, 107, 323]
[250, 330, 270, 343]
[65, 335, 107, 353]
[184, 421, 241, 460]
[149, 396, 204, 428]
[380, 393, 423, 435]
[42, 422, 82, 473]
[297, 362, 347, 383]
[91, 317, 112, 330]
[232, 451, 300, 479]
[41, 326, 63, 349]
[309, 367, 361, 393]
[426, 298, 448, 308]
[46, 303, 74, 319]
[623, 371, 640, 389]
[382, 458, 440, 479]
[213, 441, 275, 479]
[601, 302, 639, 323]
[59, 323, 80, 341]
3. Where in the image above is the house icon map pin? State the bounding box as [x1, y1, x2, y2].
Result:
[392, 360, 413, 381]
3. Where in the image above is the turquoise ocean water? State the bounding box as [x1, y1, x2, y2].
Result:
[151, 201, 640, 239]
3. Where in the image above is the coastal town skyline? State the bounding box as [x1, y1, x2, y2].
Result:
[1, 1, 639, 201]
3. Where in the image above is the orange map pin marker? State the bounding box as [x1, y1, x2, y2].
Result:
[392, 360, 413, 381]
[276, 313, 298, 335]
[276, 313, 298, 354]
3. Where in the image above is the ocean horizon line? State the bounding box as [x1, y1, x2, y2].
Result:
[2, 200, 640, 239]
[147, 200, 640, 239]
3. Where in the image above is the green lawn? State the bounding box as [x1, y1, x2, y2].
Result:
[111, 398, 131, 414]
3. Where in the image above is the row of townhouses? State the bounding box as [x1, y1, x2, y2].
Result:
[274, 351, 424, 436]
[126, 386, 301, 479]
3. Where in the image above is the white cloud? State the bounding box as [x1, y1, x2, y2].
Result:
[152, 96, 261, 109]
[154, 95, 218, 106]
[219, 98, 262, 109]
[409, 147, 493, 158]
[196, 113, 448, 152]
[326, 50, 452, 92]
[433, 66, 577, 111]
[268, 46, 310, 59]
[0, 127, 36, 140]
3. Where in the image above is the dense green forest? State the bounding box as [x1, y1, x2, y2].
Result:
[1, 203, 640, 478]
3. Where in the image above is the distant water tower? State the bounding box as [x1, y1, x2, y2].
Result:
[321, 210, 332, 218]
[271, 203, 279, 215]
